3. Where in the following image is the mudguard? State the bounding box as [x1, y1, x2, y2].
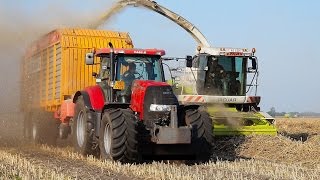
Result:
[73, 85, 105, 111]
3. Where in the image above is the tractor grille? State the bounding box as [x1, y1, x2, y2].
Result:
[143, 86, 178, 128]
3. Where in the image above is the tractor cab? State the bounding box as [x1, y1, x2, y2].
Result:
[86, 48, 166, 103]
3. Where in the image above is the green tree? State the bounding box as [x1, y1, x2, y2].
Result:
[267, 107, 276, 117]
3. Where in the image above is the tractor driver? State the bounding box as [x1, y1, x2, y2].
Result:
[121, 63, 137, 101]
[122, 63, 137, 86]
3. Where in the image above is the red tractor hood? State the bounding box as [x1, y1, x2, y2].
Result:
[130, 80, 171, 119]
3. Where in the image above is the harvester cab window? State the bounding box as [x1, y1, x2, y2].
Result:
[205, 56, 246, 96]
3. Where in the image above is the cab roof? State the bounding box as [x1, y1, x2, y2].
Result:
[96, 48, 166, 56]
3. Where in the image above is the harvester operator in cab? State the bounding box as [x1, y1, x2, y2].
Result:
[209, 58, 225, 78]
[207, 57, 227, 95]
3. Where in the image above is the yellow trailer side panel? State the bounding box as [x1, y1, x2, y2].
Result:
[22, 28, 133, 112]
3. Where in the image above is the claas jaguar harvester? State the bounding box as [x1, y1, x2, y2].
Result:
[22, 28, 213, 163]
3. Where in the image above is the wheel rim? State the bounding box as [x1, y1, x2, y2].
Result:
[76, 111, 85, 147]
[32, 123, 37, 141]
[59, 126, 63, 139]
[103, 123, 112, 155]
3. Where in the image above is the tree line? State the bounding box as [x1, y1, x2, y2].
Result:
[267, 107, 320, 117]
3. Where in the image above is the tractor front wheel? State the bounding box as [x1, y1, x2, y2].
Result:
[185, 109, 213, 163]
[99, 108, 138, 163]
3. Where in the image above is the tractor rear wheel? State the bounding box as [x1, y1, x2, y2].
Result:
[72, 96, 96, 155]
[185, 109, 213, 163]
[99, 108, 138, 163]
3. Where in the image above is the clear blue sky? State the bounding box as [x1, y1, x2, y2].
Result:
[103, 0, 320, 113]
[0, 0, 319, 113]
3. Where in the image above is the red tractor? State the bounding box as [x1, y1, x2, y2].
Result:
[72, 43, 213, 163]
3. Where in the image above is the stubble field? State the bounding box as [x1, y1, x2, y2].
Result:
[0, 114, 319, 179]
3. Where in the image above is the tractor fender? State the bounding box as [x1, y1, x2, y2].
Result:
[103, 103, 131, 113]
[73, 85, 105, 111]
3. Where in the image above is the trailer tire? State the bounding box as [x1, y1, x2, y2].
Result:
[99, 108, 138, 163]
[185, 109, 213, 163]
[30, 112, 58, 146]
[23, 113, 32, 141]
[73, 96, 96, 156]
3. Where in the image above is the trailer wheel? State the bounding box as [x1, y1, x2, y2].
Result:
[185, 109, 213, 163]
[72, 96, 96, 155]
[99, 108, 138, 163]
[23, 113, 32, 140]
[29, 112, 58, 146]
[31, 118, 41, 144]
[59, 123, 70, 139]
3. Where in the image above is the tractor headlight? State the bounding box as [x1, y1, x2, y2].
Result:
[149, 104, 171, 112]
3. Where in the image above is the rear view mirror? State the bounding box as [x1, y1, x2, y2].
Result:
[186, 55, 193, 68]
[92, 72, 97, 77]
[86, 53, 94, 65]
[251, 57, 257, 70]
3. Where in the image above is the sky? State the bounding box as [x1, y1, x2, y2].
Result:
[0, 0, 319, 113]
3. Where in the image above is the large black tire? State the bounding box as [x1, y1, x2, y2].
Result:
[29, 111, 59, 146]
[185, 109, 213, 163]
[72, 96, 97, 156]
[99, 108, 138, 163]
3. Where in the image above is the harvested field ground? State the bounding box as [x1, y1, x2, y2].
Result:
[0, 114, 319, 179]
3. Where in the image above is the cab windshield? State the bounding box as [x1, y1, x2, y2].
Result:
[194, 55, 246, 96]
[116, 55, 164, 82]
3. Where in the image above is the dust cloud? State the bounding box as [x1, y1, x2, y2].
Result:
[0, 0, 115, 141]
[90, 0, 128, 28]
[208, 104, 243, 128]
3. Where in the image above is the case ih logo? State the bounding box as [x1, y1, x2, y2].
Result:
[133, 50, 146, 54]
